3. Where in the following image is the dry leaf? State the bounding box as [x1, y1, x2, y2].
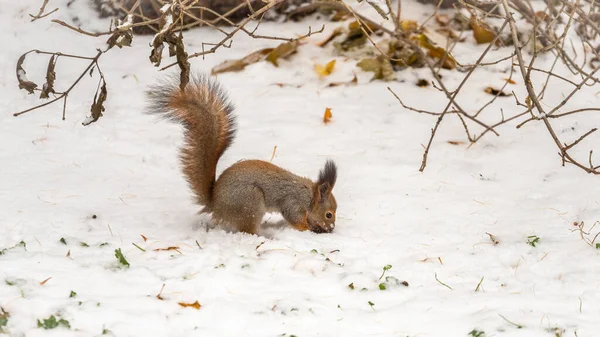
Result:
[16, 53, 38, 94]
[84, 80, 107, 126]
[272, 83, 303, 88]
[334, 20, 379, 52]
[40, 55, 57, 99]
[535, 11, 550, 23]
[178, 301, 201, 309]
[412, 34, 456, 69]
[328, 73, 358, 87]
[266, 41, 298, 67]
[141, 234, 148, 242]
[447, 140, 465, 145]
[211, 48, 274, 75]
[484, 87, 509, 97]
[330, 11, 352, 22]
[316, 27, 343, 47]
[504, 78, 516, 84]
[323, 107, 333, 124]
[401, 20, 418, 33]
[470, 16, 496, 44]
[40, 277, 52, 285]
[153, 246, 182, 253]
[357, 56, 396, 81]
[314, 60, 336, 77]
[156, 284, 166, 300]
[435, 14, 450, 26]
[416, 79, 429, 87]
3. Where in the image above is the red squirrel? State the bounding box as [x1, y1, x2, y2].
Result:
[147, 74, 338, 234]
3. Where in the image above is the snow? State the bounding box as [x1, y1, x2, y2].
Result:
[1, 0, 600, 337]
[115, 14, 134, 31]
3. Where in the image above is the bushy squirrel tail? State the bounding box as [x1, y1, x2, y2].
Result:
[146, 74, 236, 206]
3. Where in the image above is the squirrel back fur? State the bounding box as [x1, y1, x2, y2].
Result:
[146, 74, 236, 206]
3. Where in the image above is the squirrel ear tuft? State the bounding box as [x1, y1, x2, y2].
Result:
[318, 159, 337, 189]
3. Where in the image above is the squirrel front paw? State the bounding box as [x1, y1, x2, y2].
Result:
[292, 220, 334, 234]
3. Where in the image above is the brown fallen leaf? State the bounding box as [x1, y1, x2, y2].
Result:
[40, 55, 57, 99]
[504, 78, 516, 84]
[435, 14, 450, 26]
[211, 48, 274, 75]
[40, 277, 52, 285]
[535, 11, 550, 23]
[416, 79, 429, 87]
[153, 246, 182, 254]
[412, 34, 456, 70]
[178, 300, 201, 309]
[328, 73, 358, 87]
[314, 60, 336, 77]
[156, 284, 166, 300]
[266, 41, 298, 67]
[323, 107, 333, 124]
[141, 234, 148, 242]
[271, 83, 303, 88]
[470, 16, 496, 44]
[447, 140, 465, 145]
[333, 20, 379, 52]
[484, 87, 509, 97]
[16, 53, 38, 94]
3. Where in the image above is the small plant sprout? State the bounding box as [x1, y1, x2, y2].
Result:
[114, 248, 130, 268]
[468, 329, 486, 337]
[0, 307, 9, 333]
[378, 264, 392, 280]
[37, 315, 70, 330]
[527, 235, 540, 247]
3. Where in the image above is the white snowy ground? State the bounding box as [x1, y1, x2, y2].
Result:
[1, 1, 600, 336]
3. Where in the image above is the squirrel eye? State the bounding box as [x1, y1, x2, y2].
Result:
[325, 212, 333, 219]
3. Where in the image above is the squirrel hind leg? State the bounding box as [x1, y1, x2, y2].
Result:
[211, 185, 266, 235]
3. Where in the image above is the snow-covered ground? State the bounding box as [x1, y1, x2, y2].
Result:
[1, 1, 600, 336]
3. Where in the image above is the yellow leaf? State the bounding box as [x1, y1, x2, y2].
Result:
[323, 108, 333, 124]
[401, 20, 418, 33]
[178, 301, 201, 309]
[470, 16, 496, 44]
[266, 41, 298, 67]
[314, 60, 336, 77]
[412, 34, 456, 70]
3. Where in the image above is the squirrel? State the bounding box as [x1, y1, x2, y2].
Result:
[146, 74, 338, 235]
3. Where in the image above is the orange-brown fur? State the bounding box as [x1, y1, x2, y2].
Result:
[147, 74, 337, 234]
